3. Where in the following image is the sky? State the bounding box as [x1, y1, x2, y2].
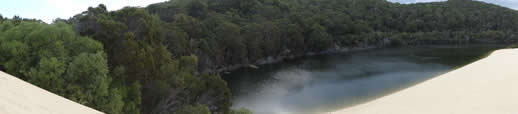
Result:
[389, 0, 518, 9]
[0, 0, 168, 23]
[1, 0, 518, 23]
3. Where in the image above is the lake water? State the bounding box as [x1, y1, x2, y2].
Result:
[223, 45, 502, 114]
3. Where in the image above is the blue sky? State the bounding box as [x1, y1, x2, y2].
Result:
[390, 0, 518, 9]
[0, 0, 168, 23]
[0, 0, 517, 23]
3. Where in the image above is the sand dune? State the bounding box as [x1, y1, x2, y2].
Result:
[331, 49, 518, 114]
[0, 72, 103, 114]
[2, 49, 516, 114]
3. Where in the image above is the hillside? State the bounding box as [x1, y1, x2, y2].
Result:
[142, 0, 518, 72]
[1, 0, 518, 114]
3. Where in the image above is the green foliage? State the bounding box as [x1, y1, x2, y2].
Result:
[69, 0, 518, 113]
[73, 4, 233, 113]
[66, 52, 110, 108]
[308, 24, 332, 51]
[215, 22, 247, 64]
[179, 55, 199, 73]
[199, 74, 232, 113]
[173, 14, 204, 39]
[0, 21, 126, 113]
[230, 108, 253, 114]
[104, 88, 124, 114]
[187, 0, 209, 18]
[142, 0, 518, 74]
[27, 57, 66, 93]
[175, 105, 211, 114]
[4, 0, 518, 114]
[98, 80, 142, 114]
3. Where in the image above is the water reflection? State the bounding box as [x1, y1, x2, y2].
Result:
[225, 45, 500, 114]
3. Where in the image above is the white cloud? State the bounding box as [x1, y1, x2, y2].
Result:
[388, 0, 518, 10]
[477, 0, 518, 9]
[1, 0, 168, 23]
[3, 0, 518, 23]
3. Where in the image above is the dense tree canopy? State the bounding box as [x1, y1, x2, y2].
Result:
[2, 0, 518, 114]
[145, 0, 518, 73]
[71, 0, 518, 113]
[72, 4, 232, 114]
[0, 20, 139, 113]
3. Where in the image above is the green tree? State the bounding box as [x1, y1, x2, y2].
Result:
[230, 108, 253, 114]
[66, 52, 111, 108]
[308, 24, 332, 51]
[27, 57, 66, 94]
[187, 0, 209, 18]
[175, 105, 211, 114]
[215, 22, 247, 64]
[0, 21, 121, 113]
[64, 0, 518, 113]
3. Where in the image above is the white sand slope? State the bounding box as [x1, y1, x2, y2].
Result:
[0, 72, 103, 114]
[331, 49, 518, 114]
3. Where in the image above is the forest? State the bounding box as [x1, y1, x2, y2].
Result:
[1, 0, 518, 113]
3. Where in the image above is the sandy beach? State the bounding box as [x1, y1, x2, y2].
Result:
[0, 72, 103, 114]
[331, 49, 518, 114]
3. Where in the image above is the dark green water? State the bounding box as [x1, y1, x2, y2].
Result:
[223, 45, 503, 114]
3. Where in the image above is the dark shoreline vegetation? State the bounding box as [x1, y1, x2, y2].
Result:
[0, 0, 518, 113]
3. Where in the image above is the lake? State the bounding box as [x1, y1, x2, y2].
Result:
[223, 45, 502, 114]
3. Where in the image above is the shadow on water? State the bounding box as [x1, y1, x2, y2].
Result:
[223, 45, 503, 114]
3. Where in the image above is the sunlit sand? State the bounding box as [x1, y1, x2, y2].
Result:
[331, 49, 518, 114]
[0, 72, 103, 114]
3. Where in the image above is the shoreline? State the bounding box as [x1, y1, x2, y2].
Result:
[201, 45, 384, 74]
[330, 48, 518, 114]
[205, 43, 510, 75]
